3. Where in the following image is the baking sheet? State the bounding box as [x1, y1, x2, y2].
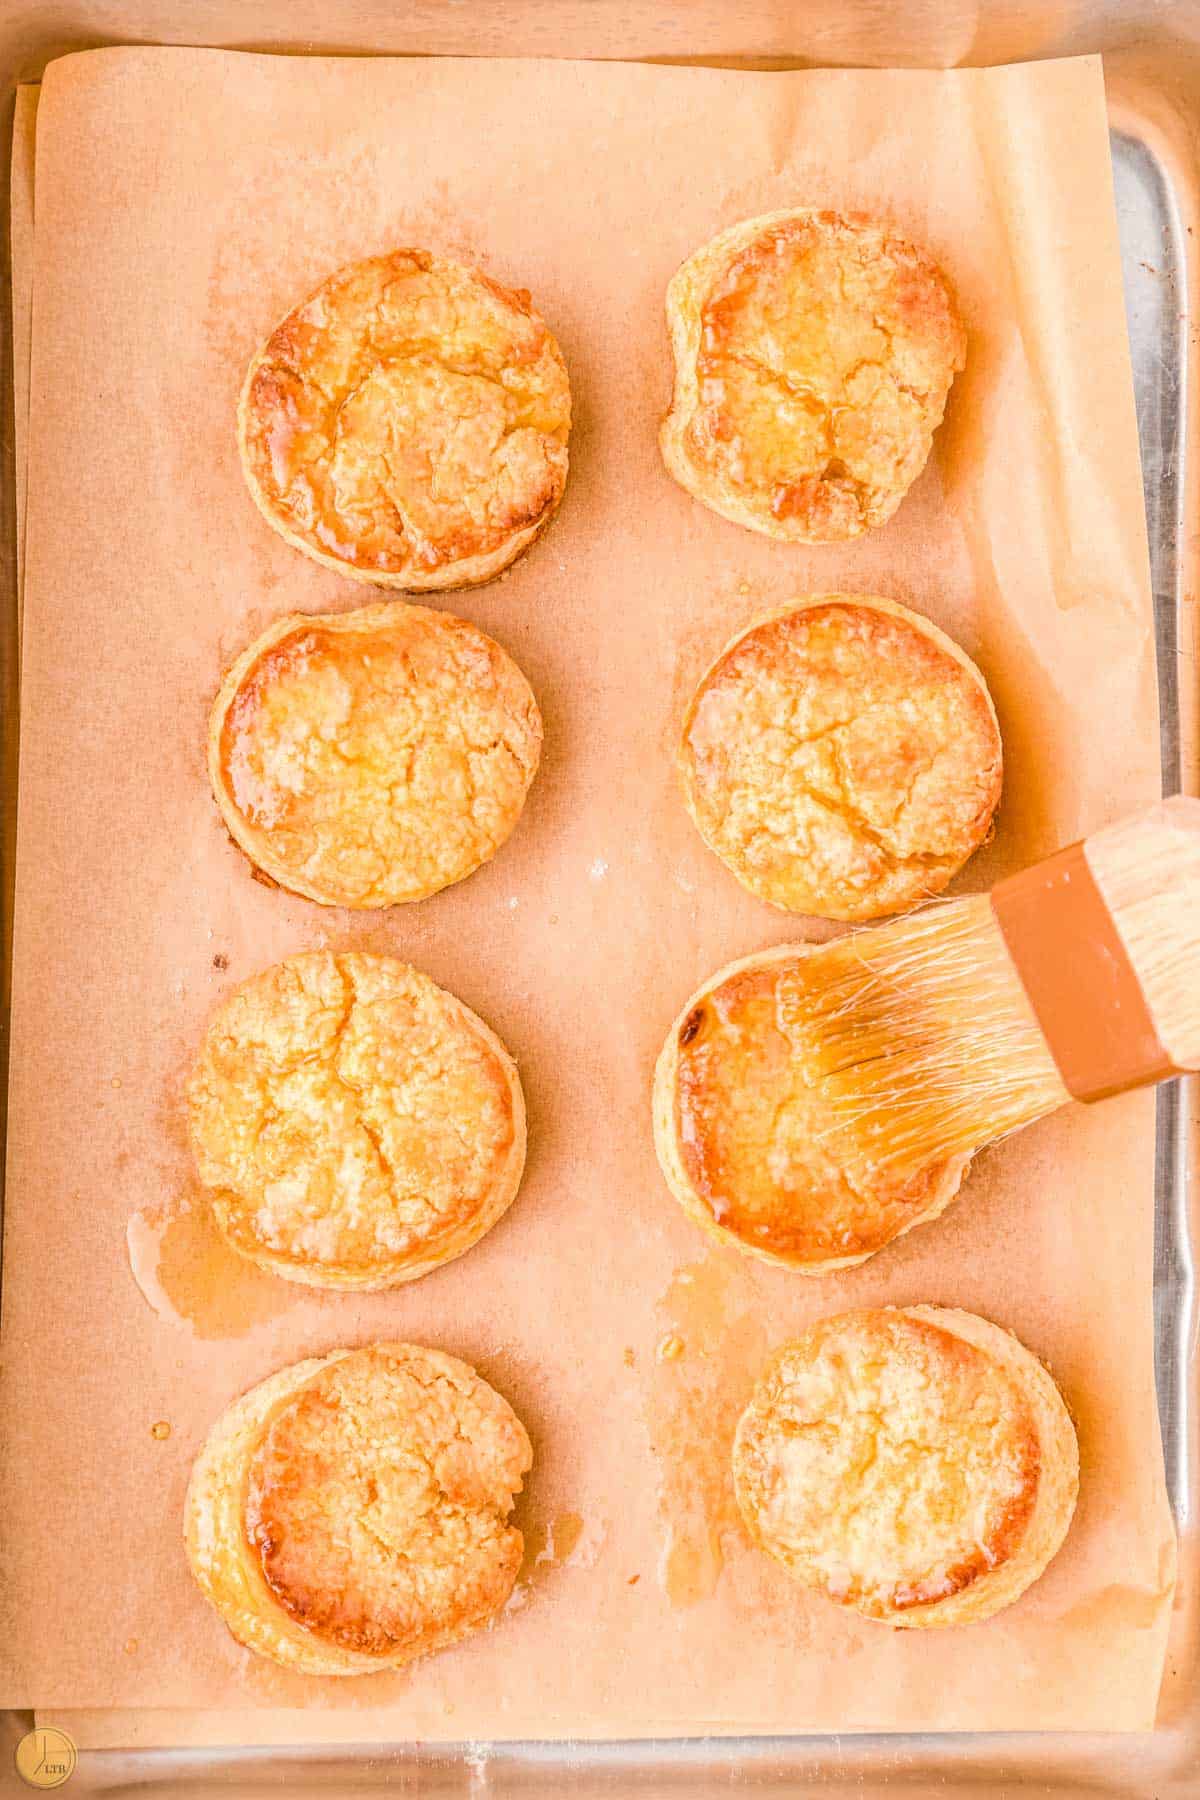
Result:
[0, 47, 1175, 1737]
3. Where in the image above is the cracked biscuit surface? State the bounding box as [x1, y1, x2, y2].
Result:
[209, 602, 542, 908]
[238, 250, 571, 588]
[679, 596, 1002, 921]
[733, 1307, 1079, 1628]
[185, 1342, 532, 1674]
[661, 210, 965, 541]
[652, 945, 969, 1272]
[187, 952, 525, 1289]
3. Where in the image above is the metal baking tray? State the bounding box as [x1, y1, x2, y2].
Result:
[2, 8, 1198, 1795]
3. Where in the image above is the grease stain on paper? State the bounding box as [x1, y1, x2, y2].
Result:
[524, 1510, 586, 1572]
[508, 1510, 606, 1613]
[645, 1252, 768, 1609]
[127, 1195, 287, 1338]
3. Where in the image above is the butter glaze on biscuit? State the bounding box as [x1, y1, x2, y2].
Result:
[661, 210, 965, 541]
[185, 1343, 532, 1673]
[188, 952, 524, 1290]
[239, 251, 571, 588]
[679, 596, 1002, 921]
[733, 1308, 1079, 1627]
[652, 945, 968, 1272]
[209, 603, 542, 909]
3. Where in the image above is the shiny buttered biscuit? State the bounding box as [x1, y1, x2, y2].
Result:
[661, 210, 965, 541]
[238, 250, 571, 589]
[733, 1308, 1079, 1628]
[187, 952, 525, 1290]
[185, 1343, 532, 1674]
[679, 596, 1002, 921]
[209, 603, 542, 909]
[652, 946, 968, 1272]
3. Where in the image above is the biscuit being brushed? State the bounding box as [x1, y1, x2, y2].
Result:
[653, 944, 970, 1274]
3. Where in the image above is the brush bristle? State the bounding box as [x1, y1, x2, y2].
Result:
[790, 896, 1068, 1178]
[798, 798, 1200, 1179]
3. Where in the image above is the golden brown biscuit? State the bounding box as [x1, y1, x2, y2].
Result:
[679, 596, 1002, 921]
[185, 1342, 532, 1674]
[239, 250, 571, 589]
[187, 952, 524, 1290]
[652, 945, 968, 1272]
[733, 1307, 1079, 1628]
[661, 210, 965, 541]
[209, 602, 542, 909]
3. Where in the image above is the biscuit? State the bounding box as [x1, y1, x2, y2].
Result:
[652, 945, 968, 1272]
[209, 602, 542, 909]
[185, 1342, 532, 1674]
[238, 250, 571, 588]
[678, 596, 1002, 921]
[661, 210, 965, 541]
[187, 952, 525, 1290]
[733, 1307, 1079, 1628]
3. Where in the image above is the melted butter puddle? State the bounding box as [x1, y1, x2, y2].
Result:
[647, 1253, 768, 1609]
[127, 1196, 287, 1337]
[524, 1511, 585, 1574]
[506, 1510, 599, 1613]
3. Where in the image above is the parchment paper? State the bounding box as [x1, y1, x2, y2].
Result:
[2, 48, 1175, 1738]
[10, 82, 36, 629]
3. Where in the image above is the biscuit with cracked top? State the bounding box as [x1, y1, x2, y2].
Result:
[678, 595, 1002, 921]
[661, 209, 965, 541]
[209, 602, 542, 909]
[185, 1342, 532, 1673]
[652, 943, 969, 1272]
[187, 952, 525, 1290]
[733, 1307, 1079, 1628]
[238, 250, 571, 588]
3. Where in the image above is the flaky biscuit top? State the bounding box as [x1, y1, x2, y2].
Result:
[245, 1346, 530, 1659]
[680, 598, 1002, 920]
[665, 211, 965, 541]
[671, 960, 961, 1264]
[239, 251, 571, 584]
[734, 1310, 1042, 1618]
[212, 603, 542, 908]
[184, 1343, 532, 1674]
[187, 953, 522, 1287]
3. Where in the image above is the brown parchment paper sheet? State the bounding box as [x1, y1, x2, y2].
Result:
[2, 48, 1176, 1739]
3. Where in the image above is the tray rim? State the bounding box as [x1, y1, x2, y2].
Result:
[2, 37, 1199, 1799]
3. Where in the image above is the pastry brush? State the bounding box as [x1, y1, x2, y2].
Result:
[794, 797, 1200, 1176]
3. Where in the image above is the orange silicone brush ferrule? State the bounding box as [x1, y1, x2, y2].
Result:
[990, 840, 1184, 1103]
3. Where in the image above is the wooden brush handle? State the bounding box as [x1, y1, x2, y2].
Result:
[990, 814, 1192, 1103]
